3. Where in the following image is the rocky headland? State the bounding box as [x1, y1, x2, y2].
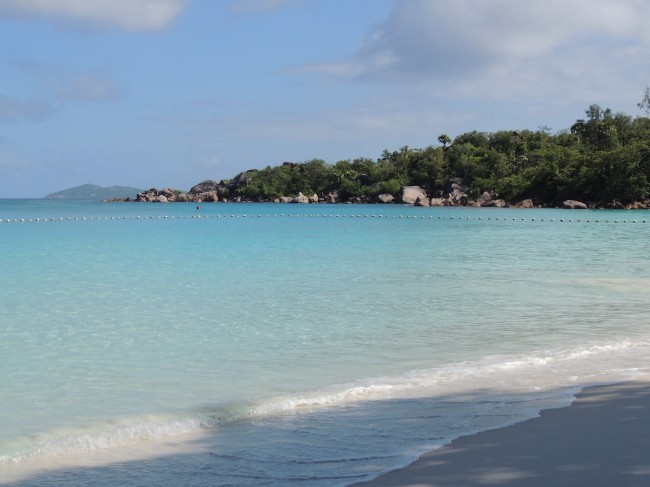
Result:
[131, 172, 650, 210]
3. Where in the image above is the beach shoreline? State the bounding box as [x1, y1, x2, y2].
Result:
[353, 377, 650, 486]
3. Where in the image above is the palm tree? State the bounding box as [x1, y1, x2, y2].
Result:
[638, 87, 650, 114]
[438, 134, 451, 148]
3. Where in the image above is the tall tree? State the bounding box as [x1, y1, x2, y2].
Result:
[638, 87, 650, 115]
[438, 134, 451, 148]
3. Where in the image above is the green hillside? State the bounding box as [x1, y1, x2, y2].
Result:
[45, 184, 143, 200]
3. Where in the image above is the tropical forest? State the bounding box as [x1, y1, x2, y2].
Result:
[137, 96, 650, 208]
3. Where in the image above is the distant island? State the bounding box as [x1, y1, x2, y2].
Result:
[46, 184, 144, 200]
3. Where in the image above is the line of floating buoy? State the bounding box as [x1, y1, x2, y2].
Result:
[0, 214, 647, 225]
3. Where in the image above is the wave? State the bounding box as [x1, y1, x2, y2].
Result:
[2, 336, 648, 467]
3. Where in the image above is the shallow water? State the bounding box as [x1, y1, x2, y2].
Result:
[1, 200, 649, 485]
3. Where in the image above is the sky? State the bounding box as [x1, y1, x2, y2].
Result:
[1, 0, 649, 197]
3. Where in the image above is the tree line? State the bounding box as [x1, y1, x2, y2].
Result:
[230, 102, 650, 206]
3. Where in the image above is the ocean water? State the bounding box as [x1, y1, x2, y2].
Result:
[1, 199, 649, 486]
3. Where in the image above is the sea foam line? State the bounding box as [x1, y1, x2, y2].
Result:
[2, 336, 647, 466]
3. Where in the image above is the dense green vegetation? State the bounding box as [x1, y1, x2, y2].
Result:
[233, 104, 650, 206]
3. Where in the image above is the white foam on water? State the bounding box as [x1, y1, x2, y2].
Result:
[3, 334, 647, 485]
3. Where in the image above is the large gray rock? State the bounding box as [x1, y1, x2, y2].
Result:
[229, 170, 257, 190]
[401, 186, 427, 204]
[430, 197, 446, 207]
[137, 188, 167, 202]
[189, 180, 220, 194]
[514, 199, 534, 208]
[326, 191, 339, 203]
[477, 191, 496, 206]
[291, 192, 310, 204]
[482, 199, 507, 208]
[192, 191, 218, 202]
[563, 200, 587, 209]
[203, 191, 218, 202]
[451, 193, 470, 206]
[414, 195, 430, 207]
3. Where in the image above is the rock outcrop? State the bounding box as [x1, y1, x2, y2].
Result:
[476, 191, 496, 206]
[189, 180, 221, 195]
[290, 192, 310, 204]
[401, 186, 427, 204]
[481, 199, 507, 208]
[137, 188, 178, 202]
[414, 195, 430, 207]
[445, 180, 469, 206]
[377, 193, 394, 203]
[133, 174, 649, 210]
[429, 197, 447, 207]
[563, 200, 588, 209]
[514, 199, 534, 208]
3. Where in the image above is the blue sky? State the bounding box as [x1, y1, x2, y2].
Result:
[1, 0, 649, 197]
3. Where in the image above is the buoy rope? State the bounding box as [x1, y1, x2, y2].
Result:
[0, 214, 647, 224]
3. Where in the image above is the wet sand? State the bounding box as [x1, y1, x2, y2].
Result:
[354, 378, 650, 486]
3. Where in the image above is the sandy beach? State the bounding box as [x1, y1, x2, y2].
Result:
[354, 378, 650, 486]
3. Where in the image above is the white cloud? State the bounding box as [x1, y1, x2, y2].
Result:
[302, 0, 650, 105]
[0, 0, 190, 31]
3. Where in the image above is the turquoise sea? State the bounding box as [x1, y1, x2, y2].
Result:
[1, 199, 649, 486]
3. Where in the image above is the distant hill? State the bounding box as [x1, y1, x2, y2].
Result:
[45, 184, 144, 200]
